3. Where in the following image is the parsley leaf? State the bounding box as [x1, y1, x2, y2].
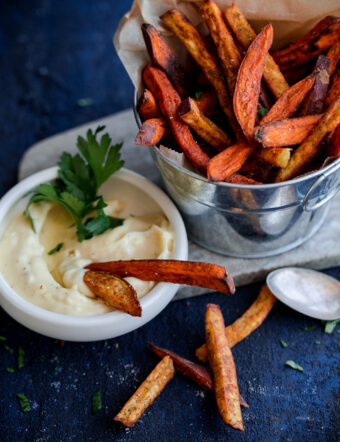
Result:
[92, 391, 102, 414]
[280, 340, 288, 348]
[285, 360, 304, 372]
[25, 126, 124, 242]
[302, 325, 316, 332]
[258, 107, 268, 118]
[0, 336, 6, 341]
[16, 394, 31, 412]
[77, 97, 93, 107]
[18, 347, 25, 370]
[315, 340, 321, 345]
[3, 344, 14, 354]
[48, 243, 64, 255]
[6, 367, 15, 373]
[324, 319, 340, 334]
[195, 90, 204, 100]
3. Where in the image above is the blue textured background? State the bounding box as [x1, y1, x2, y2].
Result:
[0, 1, 339, 441]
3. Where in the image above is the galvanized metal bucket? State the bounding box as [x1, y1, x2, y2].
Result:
[133, 91, 340, 258]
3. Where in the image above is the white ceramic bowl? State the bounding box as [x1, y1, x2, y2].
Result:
[0, 167, 188, 341]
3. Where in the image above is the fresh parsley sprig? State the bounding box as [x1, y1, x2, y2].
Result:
[25, 126, 124, 242]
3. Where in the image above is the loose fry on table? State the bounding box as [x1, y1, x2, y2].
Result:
[138, 89, 160, 120]
[299, 55, 330, 116]
[205, 304, 244, 431]
[196, 284, 277, 362]
[225, 173, 262, 185]
[273, 16, 340, 70]
[259, 76, 315, 125]
[255, 147, 291, 169]
[233, 24, 273, 140]
[276, 94, 340, 182]
[208, 140, 255, 181]
[86, 260, 235, 295]
[255, 114, 323, 147]
[194, 89, 218, 116]
[160, 8, 241, 137]
[83, 271, 141, 317]
[328, 124, 340, 157]
[325, 68, 340, 109]
[200, 0, 242, 96]
[114, 356, 174, 427]
[178, 98, 232, 151]
[135, 117, 167, 146]
[142, 65, 209, 173]
[148, 343, 249, 408]
[224, 4, 289, 98]
[141, 23, 188, 98]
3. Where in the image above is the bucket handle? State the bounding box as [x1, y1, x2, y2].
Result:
[302, 158, 340, 211]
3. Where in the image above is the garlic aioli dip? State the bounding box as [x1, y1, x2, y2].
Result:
[0, 178, 174, 316]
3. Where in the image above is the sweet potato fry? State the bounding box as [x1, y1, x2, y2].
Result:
[194, 89, 218, 116]
[255, 114, 323, 147]
[326, 40, 340, 77]
[135, 117, 167, 146]
[141, 23, 188, 98]
[240, 158, 274, 183]
[208, 140, 255, 181]
[161, 8, 240, 137]
[276, 94, 340, 181]
[259, 75, 315, 125]
[299, 55, 330, 116]
[328, 124, 340, 157]
[273, 16, 340, 70]
[83, 271, 141, 316]
[234, 24, 273, 140]
[138, 89, 160, 120]
[325, 68, 340, 109]
[85, 260, 235, 295]
[200, 0, 242, 96]
[255, 147, 291, 168]
[196, 284, 277, 362]
[178, 98, 232, 151]
[143, 65, 209, 173]
[148, 343, 249, 408]
[224, 4, 289, 98]
[225, 173, 262, 185]
[114, 356, 174, 427]
[205, 304, 244, 431]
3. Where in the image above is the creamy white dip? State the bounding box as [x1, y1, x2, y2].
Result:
[0, 178, 173, 316]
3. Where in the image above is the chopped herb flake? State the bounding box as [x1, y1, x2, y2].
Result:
[258, 107, 268, 118]
[324, 319, 340, 334]
[16, 394, 31, 412]
[41, 356, 47, 363]
[6, 367, 15, 373]
[55, 358, 60, 372]
[194, 90, 204, 100]
[0, 336, 6, 341]
[302, 325, 316, 332]
[315, 340, 321, 345]
[92, 391, 102, 414]
[285, 360, 304, 372]
[77, 97, 93, 107]
[48, 243, 64, 255]
[3, 344, 14, 354]
[18, 347, 25, 370]
[280, 340, 288, 348]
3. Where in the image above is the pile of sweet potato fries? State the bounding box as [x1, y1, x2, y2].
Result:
[135, 2, 340, 184]
[113, 284, 276, 430]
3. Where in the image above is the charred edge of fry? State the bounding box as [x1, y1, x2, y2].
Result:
[141, 23, 188, 98]
[196, 284, 277, 362]
[135, 117, 167, 145]
[328, 124, 340, 157]
[85, 259, 235, 295]
[137, 89, 160, 120]
[259, 75, 315, 125]
[178, 97, 232, 151]
[233, 24, 274, 140]
[83, 271, 142, 317]
[224, 4, 288, 98]
[225, 173, 262, 185]
[114, 356, 175, 427]
[205, 303, 244, 431]
[200, 0, 242, 95]
[255, 115, 323, 147]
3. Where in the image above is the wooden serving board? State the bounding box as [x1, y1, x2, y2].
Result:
[19, 109, 340, 300]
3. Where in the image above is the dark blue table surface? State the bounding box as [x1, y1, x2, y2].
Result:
[0, 1, 339, 441]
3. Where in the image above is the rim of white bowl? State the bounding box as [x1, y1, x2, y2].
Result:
[0, 166, 188, 327]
